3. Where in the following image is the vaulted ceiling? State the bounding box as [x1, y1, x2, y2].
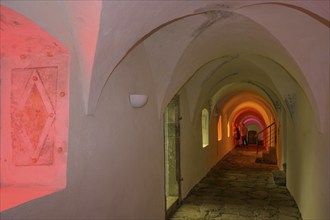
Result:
[1, 1, 329, 121]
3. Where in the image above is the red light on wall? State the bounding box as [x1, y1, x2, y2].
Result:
[0, 5, 69, 211]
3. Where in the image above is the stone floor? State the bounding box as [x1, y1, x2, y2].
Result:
[170, 146, 302, 220]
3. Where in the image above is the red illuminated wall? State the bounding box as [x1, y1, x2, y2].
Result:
[0, 5, 69, 211]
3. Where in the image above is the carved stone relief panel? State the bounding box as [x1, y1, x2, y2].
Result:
[11, 67, 57, 166]
[0, 5, 70, 211]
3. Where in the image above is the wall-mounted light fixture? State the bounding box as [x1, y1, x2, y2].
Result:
[129, 94, 148, 108]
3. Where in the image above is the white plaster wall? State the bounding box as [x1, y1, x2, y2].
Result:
[179, 89, 222, 198]
[213, 112, 236, 168]
[286, 87, 329, 220]
[178, 80, 242, 199]
[78, 43, 164, 219]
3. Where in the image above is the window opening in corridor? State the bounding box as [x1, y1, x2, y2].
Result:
[218, 115, 222, 141]
[202, 108, 209, 147]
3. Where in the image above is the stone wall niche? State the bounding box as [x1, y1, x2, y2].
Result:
[0, 5, 69, 211]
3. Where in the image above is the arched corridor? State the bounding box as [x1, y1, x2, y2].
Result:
[170, 146, 301, 220]
[1, 2, 328, 220]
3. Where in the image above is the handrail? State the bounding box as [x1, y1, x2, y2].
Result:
[257, 122, 276, 136]
[256, 122, 276, 157]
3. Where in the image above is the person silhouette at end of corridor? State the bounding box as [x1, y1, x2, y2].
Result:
[234, 124, 240, 146]
[241, 123, 248, 148]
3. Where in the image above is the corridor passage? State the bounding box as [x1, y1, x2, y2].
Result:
[170, 146, 302, 220]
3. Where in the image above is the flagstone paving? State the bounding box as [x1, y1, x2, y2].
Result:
[170, 146, 302, 220]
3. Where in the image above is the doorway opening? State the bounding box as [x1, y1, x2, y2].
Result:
[164, 95, 181, 218]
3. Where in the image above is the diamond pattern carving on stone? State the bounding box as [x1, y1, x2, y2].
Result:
[11, 67, 57, 166]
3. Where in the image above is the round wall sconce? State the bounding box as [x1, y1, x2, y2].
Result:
[129, 94, 148, 108]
